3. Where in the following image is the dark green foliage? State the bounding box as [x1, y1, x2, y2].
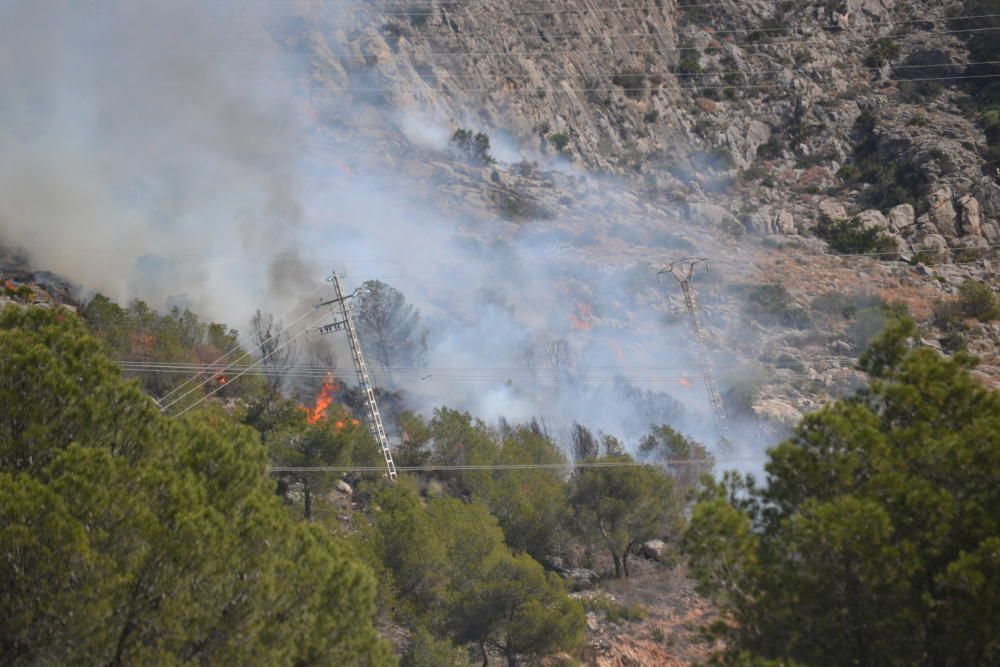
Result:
[612, 71, 647, 99]
[568, 455, 681, 578]
[0, 306, 392, 666]
[550, 132, 570, 150]
[864, 38, 900, 68]
[957, 279, 1000, 320]
[845, 306, 890, 351]
[364, 484, 585, 665]
[684, 318, 1000, 666]
[692, 146, 736, 172]
[934, 279, 1000, 330]
[496, 187, 554, 221]
[354, 280, 428, 380]
[400, 627, 467, 667]
[398, 410, 568, 561]
[742, 283, 811, 329]
[814, 215, 894, 255]
[82, 294, 257, 399]
[678, 47, 702, 76]
[269, 405, 370, 519]
[810, 289, 887, 319]
[755, 138, 784, 161]
[639, 424, 713, 496]
[450, 128, 495, 165]
[838, 110, 930, 210]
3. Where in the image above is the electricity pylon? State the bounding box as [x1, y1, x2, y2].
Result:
[313, 272, 397, 480]
[659, 258, 730, 440]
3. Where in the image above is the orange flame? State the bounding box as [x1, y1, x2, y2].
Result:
[305, 372, 337, 424]
[678, 376, 692, 389]
[217, 376, 227, 385]
[569, 303, 595, 330]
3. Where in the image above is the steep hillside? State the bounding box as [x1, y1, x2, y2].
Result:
[278, 0, 999, 409]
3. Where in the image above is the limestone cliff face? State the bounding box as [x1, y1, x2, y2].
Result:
[267, 0, 999, 407]
[292, 0, 1000, 254]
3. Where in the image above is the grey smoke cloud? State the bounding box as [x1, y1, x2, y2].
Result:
[0, 0, 307, 320]
[0, 0, 778, 467]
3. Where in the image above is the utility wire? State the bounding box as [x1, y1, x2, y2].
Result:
[172, 308, 334, 417]
[437, 59, 1000, 82]
[157, 280, 328, 404]
[322, 72, 1000, 93]
[268, 458, 744, 473]
[161, 298, 331, 412]
[362, 12, 1000, 40]
[6, 242, 998, 265]
[247, 25, 1000, 58]
[356, 0, 927, 17]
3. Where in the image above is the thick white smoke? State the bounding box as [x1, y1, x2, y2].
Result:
[0, 0, 777, 464]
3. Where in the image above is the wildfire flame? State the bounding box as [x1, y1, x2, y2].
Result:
[216, 375, 227, 385]
[679, 376, 692, 389]
[305, 372, 338, 424]
[569, 303, 595, 331]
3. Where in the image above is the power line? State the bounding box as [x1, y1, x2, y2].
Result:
[437, 59, 1000, 81]
[252, 25, 1000, 58]
[268, 458, 745, 473]
[364, 12, 1000, 40]
[5, 241, 997, 267]
[172, 307, 334, 417]
[321, 72, 1000, 94]
[114, 358, 856, 370]
[156, 280, 328, 404]
[356, 0, 909, 17]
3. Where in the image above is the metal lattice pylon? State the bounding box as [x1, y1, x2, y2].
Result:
[313, 273, 397, 480]
[659, 258, 730, 439]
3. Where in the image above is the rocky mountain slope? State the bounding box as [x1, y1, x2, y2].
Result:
[275, 0, 1000, 409]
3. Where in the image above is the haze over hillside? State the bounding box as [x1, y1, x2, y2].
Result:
[2, 2, 999, 665]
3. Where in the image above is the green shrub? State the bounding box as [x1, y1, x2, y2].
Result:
[450, 128, 495, 165]
[678, 50, 702, 76]
[864, 38, 900, 68]
[814, 216, 894, 255]
[958, 279, 1000, 320]
[756, 138, 785, 161]
[612, 71, 647, 99]
[836, 163, 861, 181]
[933, 299, 965, 330]
[550, 132, 570, 151]
[744, 283, 811, 329]
[811, 290, 888, 319]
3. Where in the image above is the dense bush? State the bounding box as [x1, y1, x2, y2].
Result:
[814, 215, 894, 255]
[549, 132, 570, 151]
[864, 37, 900, 68]
[684, 318, 1000, 665]
[0, 306, 392, 665]
[958, 279, 1000, 320]
[838, 111, 929, 210]
[450, 128, 495, 165]
[742, 283, 811, 329]
[934, 279, 1000, 329]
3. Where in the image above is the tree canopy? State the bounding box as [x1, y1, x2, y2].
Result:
[569, 454, 681, 578]
[353, 280, 427, 382]
[0, 305, 393, 666]
[363, 483, 584, 666]
[683, 318, 1000, 666]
